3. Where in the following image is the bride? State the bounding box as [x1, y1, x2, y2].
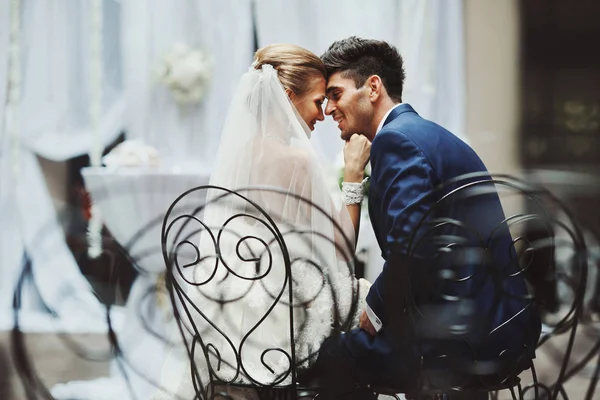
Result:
[154, 44, 371, 399]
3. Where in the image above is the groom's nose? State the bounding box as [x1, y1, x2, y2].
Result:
[324, 100, 335, 116]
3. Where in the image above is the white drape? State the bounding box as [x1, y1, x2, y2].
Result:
[0, 0, 124, 329]
[398, 0, 466, 143]
[50, 2, 255, 398]
[255, 0, 466, 282]
[19, 0, 124, 159]
[0, 1, 8, 142]
[255, 0, 466, 162]
[121, 0, 255, 169]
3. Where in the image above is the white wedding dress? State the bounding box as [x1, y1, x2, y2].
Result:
[153, 64, 369, 399]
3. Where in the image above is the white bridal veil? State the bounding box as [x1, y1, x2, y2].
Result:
[155, 64, 365, 399]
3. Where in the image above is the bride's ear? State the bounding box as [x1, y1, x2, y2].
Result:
[285, 88, 295, 100]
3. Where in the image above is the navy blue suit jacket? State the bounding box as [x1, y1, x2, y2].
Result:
[365, 104, 539, 364]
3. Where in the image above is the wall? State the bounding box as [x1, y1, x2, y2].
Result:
[464, 0, 521, 175]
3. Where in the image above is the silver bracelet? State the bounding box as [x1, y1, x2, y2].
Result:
[341, 178, 369, 205]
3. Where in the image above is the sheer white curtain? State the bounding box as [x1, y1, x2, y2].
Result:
[398, 0, 466, 143]
[255, 0, 466, 282]
[0, 0, 124, 330]
[121, 0, 255, 169]
[0, 1, 7, 139]
[20, 0, 124, 159]
[255, 0, 399, 161]
[255, 0, 466, 162]
[50, 2, 256, 399]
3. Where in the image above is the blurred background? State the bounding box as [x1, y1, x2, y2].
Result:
[0, 0, 599, 399]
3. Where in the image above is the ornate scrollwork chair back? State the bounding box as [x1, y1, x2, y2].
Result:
[378, 173, 590, 399]
[161, 185, 360, 400]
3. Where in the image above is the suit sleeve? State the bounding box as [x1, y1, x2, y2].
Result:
[365, 129, 437, 331]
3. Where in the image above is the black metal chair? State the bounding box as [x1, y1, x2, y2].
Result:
[370, 173, 597, 399]
[160, 185, 362, 400]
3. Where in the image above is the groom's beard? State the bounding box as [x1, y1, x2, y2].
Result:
[339, 111, 374, 141]
[341, 129, 369, 142]
[338, 119, 360, 141]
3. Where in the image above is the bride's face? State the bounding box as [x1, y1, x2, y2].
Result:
[289, 76, 326, 131]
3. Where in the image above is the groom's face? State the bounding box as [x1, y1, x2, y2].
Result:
[325, 72, 373, 141]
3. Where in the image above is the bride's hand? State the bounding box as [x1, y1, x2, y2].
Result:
[344, 134, 371, 182]
[359, 310, 377, 336]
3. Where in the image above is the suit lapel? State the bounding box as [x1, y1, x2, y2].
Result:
[370, 103, 417, 260]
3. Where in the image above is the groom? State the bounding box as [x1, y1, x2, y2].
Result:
[304, 37, 541, 399]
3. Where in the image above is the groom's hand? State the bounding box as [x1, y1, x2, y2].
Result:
[359, 310, 377, 336]
[343, 134, 371, 182]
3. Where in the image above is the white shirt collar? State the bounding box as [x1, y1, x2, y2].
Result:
[376, 103, 403, 134]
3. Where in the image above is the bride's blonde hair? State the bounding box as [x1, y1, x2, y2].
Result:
[253, 44, 326, 97]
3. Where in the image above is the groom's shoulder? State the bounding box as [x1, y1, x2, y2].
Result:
[387, 111, 464, 149]
[372, 126, 411, 149]
[391, 110, 445, 135]
[373, 112, 430, 147]
[371, 126, 425, 163]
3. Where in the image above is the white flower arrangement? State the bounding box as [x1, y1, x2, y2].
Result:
[102, 139, 161, 168]
[157, 42, 212, 105]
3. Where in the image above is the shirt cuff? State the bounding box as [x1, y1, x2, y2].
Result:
[366, 303, 383, 332]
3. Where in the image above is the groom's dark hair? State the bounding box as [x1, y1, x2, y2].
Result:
[321, 37, 405, 103]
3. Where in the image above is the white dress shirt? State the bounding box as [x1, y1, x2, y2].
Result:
[376, 103, 403, 135]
